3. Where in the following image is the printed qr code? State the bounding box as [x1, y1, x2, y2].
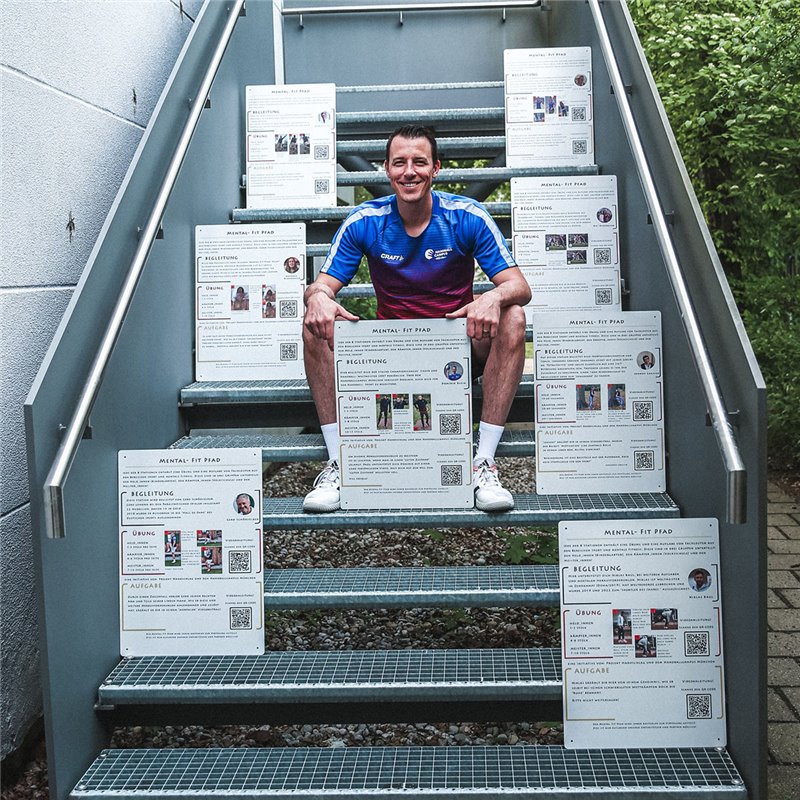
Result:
[686, 693, 712, 719]
[279, 300, 298, 318]
[228, 550, 252, 574]
[572, 106, 587, 122]
[572, 139, 588, 155]
[280, 342, 298, 361]
[314, 179, 330, 194]
[684, 631, 710, 657]
[441, 464, 463, 486]
[593, 247, 612, 265]
[595, 288, 613, 305]
[314, 144, 330, 160]
[633, 401, 654, 421]
[634, 450, 655, 471]
[229, 607, 252, 630]
[439, 414, 462, 435]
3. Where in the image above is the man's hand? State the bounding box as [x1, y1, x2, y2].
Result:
[445, 291, 501, 341]
[304, 279, 358, 350]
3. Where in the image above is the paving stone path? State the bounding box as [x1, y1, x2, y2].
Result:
[767, 481, 800, 799]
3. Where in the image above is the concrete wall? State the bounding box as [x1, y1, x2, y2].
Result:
[0, 0, 204, 762]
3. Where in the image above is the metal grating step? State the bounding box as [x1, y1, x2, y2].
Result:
[233, 201, 511, 223]
[99, 649, 562, 705]
[338, 107, 505, 125]
[263, 565, 559, 609]
[180, 374, 533, 405]
[261, 493, 680, 531]
[336, 166, 599, 186]
[338, 135, 507, 157]
[72, 746, 746, 798]
[171, 429, 535, 461]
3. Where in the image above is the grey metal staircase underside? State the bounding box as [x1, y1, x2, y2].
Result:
[99, 649, 562, 705]
[71, 746, 746, 799]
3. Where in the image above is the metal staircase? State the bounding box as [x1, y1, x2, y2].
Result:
[25, 2, 766, 799]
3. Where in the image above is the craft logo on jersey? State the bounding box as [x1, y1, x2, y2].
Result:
[380, 253, 404, 262]
[424, 247, 453, 261]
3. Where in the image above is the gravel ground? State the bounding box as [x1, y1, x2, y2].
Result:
[2, 457, 562, 800]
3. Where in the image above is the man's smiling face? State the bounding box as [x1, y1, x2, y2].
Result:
[384, 136, 440, 206]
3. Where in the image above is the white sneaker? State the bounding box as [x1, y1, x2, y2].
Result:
[303, 460, 340, 513]
[473, 457, 514, 512]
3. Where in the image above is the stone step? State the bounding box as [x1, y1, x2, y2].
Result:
[71, 745, 746, 799]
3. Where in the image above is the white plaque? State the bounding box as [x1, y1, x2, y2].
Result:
[533, 311, 665, 494]
[504, 48, 594, 167]
[560, 518, 726, 749]
[118, 449, 264, 656]
[511, 176, 620, 317]
[334, 319, 473, 510]
[245, 83, 337, 208]
[195, 223, 306, 381]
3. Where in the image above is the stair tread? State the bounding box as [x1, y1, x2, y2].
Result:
[72, 746, 745, 797]
[171, 429, 535, 461]
[262, 564, 559, 609]
[100, 649, 562, 704]
[180, 374, 533, 405]
[261, 493, 679, 530]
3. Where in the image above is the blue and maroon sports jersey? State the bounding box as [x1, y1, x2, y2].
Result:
[319, 191, 516, 319]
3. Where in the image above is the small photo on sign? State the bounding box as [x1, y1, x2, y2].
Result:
[376, 393, 393, 430]
[635, 634, 657, 659]
[164, 531, 181, 567]
[412, 394, 432, 431]
[283, 255, 301, 274]
[444, 361, 464, 381]
[392, 393, 409, 410]
[231, 285, 250, 312]
[200, 545, 223, 575]
[651, 608, 679, 630]
[197, 529, 223, 545]
[234, 494, 255, 516]
[637, 351, 656, 370]
[577, 384, 601, 411]
[613, 608, 631, 644]
[608, 384, 626, 411]
[689, 568, 712, 592]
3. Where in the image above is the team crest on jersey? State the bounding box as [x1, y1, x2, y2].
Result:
[424, 247, 453, 261]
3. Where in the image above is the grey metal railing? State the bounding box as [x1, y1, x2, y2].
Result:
[587, 0, 747, 524]
[42, 0, 247, 539]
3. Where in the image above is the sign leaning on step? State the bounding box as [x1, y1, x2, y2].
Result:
[246, 83, 337, 209]
[334, 319, 473, 510]
[118, 449, 264, 656]
[195, 223, 306, 381]
[511, 175, 621, 318]
[504, 47, 594, 167]
[559, 518, 726, 748]
[532, 311, 665, 494]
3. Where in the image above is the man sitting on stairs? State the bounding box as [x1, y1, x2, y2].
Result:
[302, 124, 531, 513]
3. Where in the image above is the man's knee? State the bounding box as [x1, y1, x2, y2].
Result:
[498, 304, 526, 341]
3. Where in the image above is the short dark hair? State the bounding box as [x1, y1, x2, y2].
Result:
[385, 125, 438, 163]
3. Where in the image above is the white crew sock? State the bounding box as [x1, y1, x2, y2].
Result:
[321, 422, 340, 462]
[475, 421, 504, 463]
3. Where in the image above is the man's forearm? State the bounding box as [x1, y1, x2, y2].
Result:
[304, 281, 337, 306]
[486, 275, 532, 308]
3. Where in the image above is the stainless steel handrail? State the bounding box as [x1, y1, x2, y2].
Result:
[587, 0, 746, 523]
[43, 0, 247, 539]
[284, 1, 542, 17]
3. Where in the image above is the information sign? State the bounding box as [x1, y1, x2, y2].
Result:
[195, 223, 306, 381]
[560, 517, 726, 748]
[511, 175, 621, 316]
[504, 48, 594, 167]
[245, 83, 337, 208]
[118, 448, 264, 656]
[532, 311, 665, 493]
[334, 319, 473, 510]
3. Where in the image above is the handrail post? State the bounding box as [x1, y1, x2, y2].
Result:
[42, 0, 247, 539]
[586, 0, 746, 524]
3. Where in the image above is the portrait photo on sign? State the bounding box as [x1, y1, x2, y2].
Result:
[376, 393, 393, 430]
[613, 608, 631, 644]
[164, 531, 181, 567]
[444, 361, 464, 381]
[231, 285, 250, 312]
[577, 384, 601, 411]
[608, 384, 626, 410]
